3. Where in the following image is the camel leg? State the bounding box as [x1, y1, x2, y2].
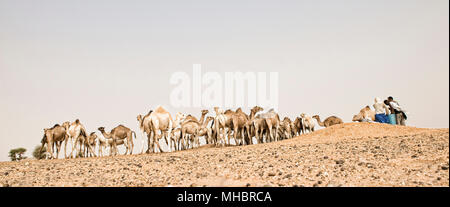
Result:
[64, 138, 68, 159]
[55, 142, 61, 159]
[70, 137, 77, 158]
[233, 124, 239, 146]
[156, 133, 164, 153]
[146, 133, 152, 154]
[130, 132, 134, 154]
[88, 144, 96, 157]
[46, 139, 53, 159]
[275, 125, 279, 142]
[141, 132, 146, 154]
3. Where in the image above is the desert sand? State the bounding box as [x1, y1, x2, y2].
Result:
[0, 123, 448, 187]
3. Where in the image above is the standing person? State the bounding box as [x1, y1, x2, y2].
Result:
[373, 97, 390, 123]
[387, 96, 406, 126]
[384, 100, 396, 125]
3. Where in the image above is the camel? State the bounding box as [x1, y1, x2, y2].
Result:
[180, 120, 201, 149]
[178, 110, 209, 149]
[97, 135, 125, 157]
[210, 109, 235, 145]
[352, 106, 376, 122]
[280, 117, 293, 140]
[300, 113, 315, 134]
[292, 117, 304, 136]
[312, 115, 343, 128]
[137, 110, 153, 154]
[64, 119, 88, 158]
[253, 114, 268, 144]
[148, 106, 173, 153]
[260, 109, 280, 142]
[245, 106, 264, 144]
[213, 107, 227, 146]
[170, 112, 187, 151]
[98, 125, 136, 156]
[41, 124, 68, 159]
[197, 116, 214, 144]
[231, 108, 249, 145]
[83, 132, 98, 157]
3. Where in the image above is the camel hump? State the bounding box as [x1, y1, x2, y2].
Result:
[51, 124, 60, 129]
[154, 106, 167, 113]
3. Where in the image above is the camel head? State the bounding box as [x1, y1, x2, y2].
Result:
[213, 107, 219, 114]
[300, 113, 306, 118]
[251, 106, 263, 113]
[205, 116, 214, 124]
[98, 127, 105, 132]
[137, 115, 142, 122]
[352, 114, 363, 122]
[62, 121, 70, 129]
[201, 110, 209, 115]
[312, 115, 319, 120]
[175, 112, 186, 120]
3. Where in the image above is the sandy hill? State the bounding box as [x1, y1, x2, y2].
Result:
[0, 123, 448, 187]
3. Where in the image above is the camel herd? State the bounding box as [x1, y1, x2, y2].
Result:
[40, 106, 344, 159]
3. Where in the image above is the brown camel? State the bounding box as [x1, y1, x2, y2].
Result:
[253, 114, 268, 144]
[292, 117, 304, 136]
[245, 106, 264, 144]
[231, 108, 249, 145]
[83, 132, 98, 157]
[312, 115, 344, 127]
[98, 125, 136, 156]
[41, 124, 68, 159]
[261, 109, 280, 142]
[280, 117, 293, 139]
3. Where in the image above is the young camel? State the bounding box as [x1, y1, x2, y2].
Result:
[137, 110, 153, 154]
[97, 135, 125, 157]
[83, 132, 98, 157]
[98, 125, 136, 156]
[197, 116, 214, 145]
[312, 115, 343, 128]
[179, 110, 209, 149]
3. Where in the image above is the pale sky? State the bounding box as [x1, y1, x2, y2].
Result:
[0, 0, 448, 161]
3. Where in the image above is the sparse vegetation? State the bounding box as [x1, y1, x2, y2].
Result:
[32, 145, 46, 160]
[8, 148, 27, 161]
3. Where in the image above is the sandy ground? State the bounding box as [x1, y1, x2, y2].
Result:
[0, 123, 448, 187]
